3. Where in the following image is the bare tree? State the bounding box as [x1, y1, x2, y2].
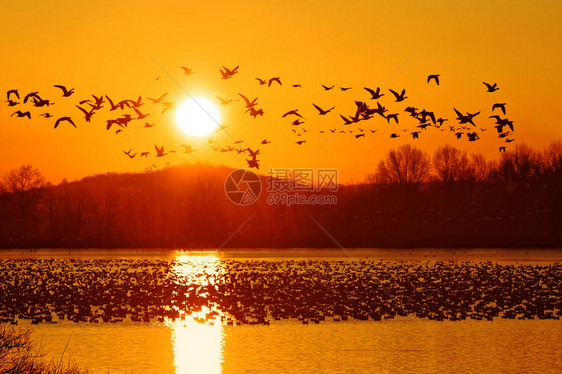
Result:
[374, 144, 431, 189]
[433, 145, 474, 184]
[498, 143, 540, 182]
[2, 165, 46, 222]
[542, 140, 562, 176]
[471, 153, 496, 183]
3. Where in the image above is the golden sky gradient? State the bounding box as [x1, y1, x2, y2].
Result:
[1, 0, 561, 183]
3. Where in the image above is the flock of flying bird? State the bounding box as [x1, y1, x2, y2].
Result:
[4, 65, 516, 171]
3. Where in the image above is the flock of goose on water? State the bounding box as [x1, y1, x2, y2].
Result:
[4, 66, 516, 170]
[0, 258, 558, 326]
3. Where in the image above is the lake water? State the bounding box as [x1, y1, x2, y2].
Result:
[1, 248, 561, 373]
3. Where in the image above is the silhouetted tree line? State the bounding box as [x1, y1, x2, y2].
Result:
[1, 141, 561, 248]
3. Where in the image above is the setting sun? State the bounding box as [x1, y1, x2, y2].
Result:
[176, 97, 220, 137]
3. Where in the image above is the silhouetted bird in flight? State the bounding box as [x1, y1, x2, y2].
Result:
[154, 145, 167, 157]
[483, 82, 499, 92]
[411, 131, 420, 139]
[11, 110, 31, 119]
[7, 89, 19, 100]
[505, 138, 515, 143]
[133, 108, 149, 119]
[127, 96, 143, 108]
[180, 67, 194, 75]
[246, 158, 259, 169]
[76, 105, 95, 122]
[261, 139, 271, 144]
[220, 65, 239, 79]
[405, 106, 418, 116]
[160, 102, 175, 114]
[340, 87, 352, 91]
[32, 98, 54, 107]
[389, 89, 407, 102]
[239, 94, 258, 108]
[105, 96, 122, 111]
[141, 152, 150, 157]
[40, 113, 53, 118]
[355, 133, 365, 138]
[144, 122, 155, 128]
[215, 95, 237, 105]
[246, 148, 260, 158]
[427, 75, 440, 85]
[5, 99, 19, 106]
[23, 92, 41, 103]
[490, 116, 514, 132]
[364, 87, 384, 99]
[54, 85, 74, 97]
[454, 108, 479, 126]
[499, 146, 506, 152]
[148, 93, 168, 103]
[313, 103, 334, 115]
[389, 133, 400, 138]
[492, 103, 506, 115]
[386, 113, 399, 124]
[54, 117, 76, 129]
[340, 115, 353, 125]
[292, 84, 302, 88]
[282, 110, 303, 118]
[256, 78, 267, 85]
[296, 140, 306, 145]
[292, 119, 304, 126]
[246, 107, 264, 118]
[180, 144, 196, 154]
[89, 95, 104, 110]
[418, 109, 436, 124]
[467, 132, 480, 141]
[268, 77, 282, 87]
[322, 85, 335, 90]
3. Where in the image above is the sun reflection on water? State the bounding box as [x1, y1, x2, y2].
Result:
[171, 253, 225, 374]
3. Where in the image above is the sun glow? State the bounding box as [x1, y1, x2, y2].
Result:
[176, 97, 220, 137]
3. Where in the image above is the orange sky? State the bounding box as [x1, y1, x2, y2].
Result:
[1, 0, 562, 184]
